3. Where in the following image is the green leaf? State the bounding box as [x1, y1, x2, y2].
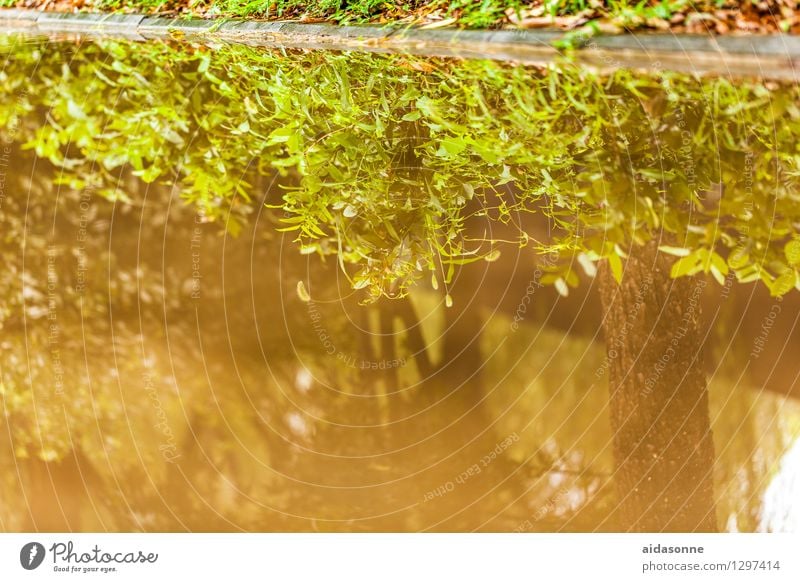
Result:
[436, 137, 466, 158]
[66, 99, 86, 120]
[671, 250, 705, 278]
[296, 281, 311, 302]
[267, 126, 295, 145]
[710, 265, 726, 285]
[577, 253, 597, 277]
[198, 55, 211, 74]
[484, 249, 501, 263]
[728, 248, 750, 270]
[608, 253, 623, 283]
[658, 245, 691, 257]
[770, 269, 797, 297]
[784, 239, 800, 266]
[415, 96, 438, 119]
[710, 252, 729, 277]
[736, 265, 761, 283]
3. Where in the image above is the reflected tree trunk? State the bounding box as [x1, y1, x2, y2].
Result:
[598, 241, 717, 532]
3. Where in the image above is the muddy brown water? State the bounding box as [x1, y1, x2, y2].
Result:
[0, 33, 798, 533]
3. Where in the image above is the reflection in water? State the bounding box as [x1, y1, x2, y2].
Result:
[760, 439, 800, 532]
[0, 34, 799, 532]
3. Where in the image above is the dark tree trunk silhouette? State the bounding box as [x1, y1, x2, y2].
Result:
[598, 241, 717, 532]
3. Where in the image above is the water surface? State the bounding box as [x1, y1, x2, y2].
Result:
[1, 34, 799, 532]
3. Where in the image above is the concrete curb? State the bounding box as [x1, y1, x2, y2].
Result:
[1, 8, 799, 79]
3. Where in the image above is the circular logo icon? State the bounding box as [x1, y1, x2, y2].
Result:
[20, 542, 46, 570]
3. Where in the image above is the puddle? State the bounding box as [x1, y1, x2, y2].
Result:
[0, 34, 798, 532]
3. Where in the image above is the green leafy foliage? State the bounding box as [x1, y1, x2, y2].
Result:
[1, 36, 799, 301]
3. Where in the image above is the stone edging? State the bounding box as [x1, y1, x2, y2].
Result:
[1, 8, 799, 79]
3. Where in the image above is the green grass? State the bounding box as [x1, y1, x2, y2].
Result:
[202, 0, 704, 28]
[1, 0, 786, 35]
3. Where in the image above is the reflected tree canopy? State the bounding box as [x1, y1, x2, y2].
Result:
[3, 37, 800, 298]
